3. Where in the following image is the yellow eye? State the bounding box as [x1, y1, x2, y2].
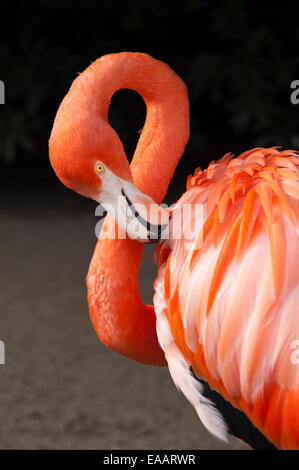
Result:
[95, 162, 104, 174]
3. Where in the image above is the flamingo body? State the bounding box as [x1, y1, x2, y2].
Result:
[154, 148, 299, 449]
[49, 52, 299, 450]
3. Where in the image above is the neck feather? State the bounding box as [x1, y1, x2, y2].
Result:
[77, 52, 190, 201]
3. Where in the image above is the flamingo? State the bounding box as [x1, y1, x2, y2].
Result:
[49, 52, 299, 450]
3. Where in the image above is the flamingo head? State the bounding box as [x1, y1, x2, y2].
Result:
[49, 104, 169, 243]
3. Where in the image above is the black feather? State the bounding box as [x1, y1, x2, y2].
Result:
[190, 367, 278, 450]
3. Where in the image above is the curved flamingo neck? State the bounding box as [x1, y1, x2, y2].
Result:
[81, 52, 190, 201]
[83, 53, 189, 365]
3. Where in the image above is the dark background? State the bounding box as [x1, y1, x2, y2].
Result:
[0, 0, 298, 450]
[2, 0, 299, 184]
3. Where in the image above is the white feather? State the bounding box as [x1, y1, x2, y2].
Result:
[154, 265, 228, 443]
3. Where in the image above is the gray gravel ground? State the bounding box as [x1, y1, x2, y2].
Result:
[0, 179, 246, 449]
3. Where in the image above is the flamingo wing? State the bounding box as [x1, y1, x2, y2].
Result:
[154, 148, 299, 449]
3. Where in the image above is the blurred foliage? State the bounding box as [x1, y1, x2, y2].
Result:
[0, 0, 299, 175]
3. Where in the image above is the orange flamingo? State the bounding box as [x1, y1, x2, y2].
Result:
[49, 52, 299, 450]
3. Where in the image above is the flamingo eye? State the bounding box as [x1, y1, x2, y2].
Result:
[95, 162, 105, 174]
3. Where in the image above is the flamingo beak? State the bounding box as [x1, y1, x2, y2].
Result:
[95, 167, 170, 243]
[120, 187, 170, 242]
